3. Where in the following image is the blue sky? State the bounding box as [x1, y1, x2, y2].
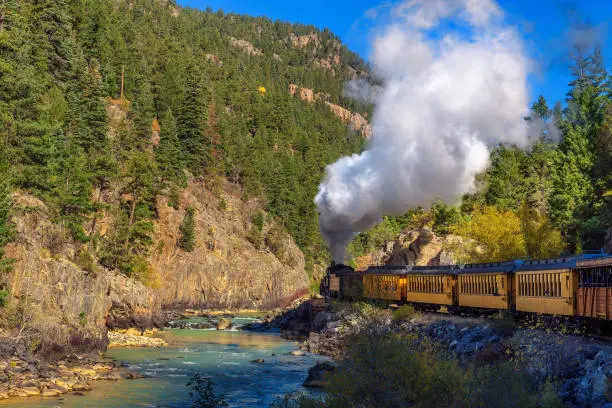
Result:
[178, 0, 611, 108]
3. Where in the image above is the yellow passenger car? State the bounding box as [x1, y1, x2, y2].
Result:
[363, 272, 406, 301]
[457, 262, 514, 310]
[515, 258, 577, 316]
[405, 266, 455, 306]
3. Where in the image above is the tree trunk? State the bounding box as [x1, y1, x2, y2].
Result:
[124, 197, 137, 250]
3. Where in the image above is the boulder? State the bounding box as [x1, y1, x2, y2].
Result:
[216, 318, 232, 330]
[303, 362, 336, 388]
[250, 358, 265, 364]
[290, 350, 305, 356]
[18, 387, 41, 397]
[72, 381, 92, 391]
[41, 389, 62, 397]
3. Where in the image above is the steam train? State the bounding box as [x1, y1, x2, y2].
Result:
[321, 252, 612, 322]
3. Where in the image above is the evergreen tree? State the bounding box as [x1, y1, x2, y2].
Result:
[0, 179, 14, 306]
[155, 109, 185, 185]
[177, 66, 210, 175]
[178, 207, 196, 252]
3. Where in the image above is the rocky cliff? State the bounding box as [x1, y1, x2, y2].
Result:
[353, 228, 460, 270]
[289, 84, 372, 138]
[150, 180, 308, 309]
[1, 180, 308, 358]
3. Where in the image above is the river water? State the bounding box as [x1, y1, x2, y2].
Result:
[2, 317, 326, 407]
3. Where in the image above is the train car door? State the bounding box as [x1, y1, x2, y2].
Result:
[400, 277, 407, 302]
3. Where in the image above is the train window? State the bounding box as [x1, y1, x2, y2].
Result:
[518, 273, 565, 298]
[578, 265, 612, 288]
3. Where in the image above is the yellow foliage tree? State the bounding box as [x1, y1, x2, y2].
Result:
[519, 201, 566, 259]
[452, 206, 526, 263]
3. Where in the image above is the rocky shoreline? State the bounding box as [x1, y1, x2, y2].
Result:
[0, 355, 123, 400]
[108, 328, 168, 348]
[0, 325, 169, 402]
[248, 299, 612, 408]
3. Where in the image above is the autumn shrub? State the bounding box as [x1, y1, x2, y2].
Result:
[274, 332, 562, 408]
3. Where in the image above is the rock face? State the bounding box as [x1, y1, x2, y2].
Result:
[289, 33, 319, 48]
[150, 180, 308, 310]
[354, 228, 458, 270]
[229, 37, 263, 56]
[289, 84, 372, 138]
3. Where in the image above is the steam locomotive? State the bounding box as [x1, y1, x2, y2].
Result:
[321, 252, 612, 321]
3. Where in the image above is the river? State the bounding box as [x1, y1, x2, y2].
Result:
[1, 317, 326, 407]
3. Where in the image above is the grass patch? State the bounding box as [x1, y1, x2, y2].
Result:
[392, 304, 421, 322]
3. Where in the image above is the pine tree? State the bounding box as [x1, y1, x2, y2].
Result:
[0, 179, 14, 306]
[178, 207, 196, 252]
[155, 109, 185, 186]
[177, 67, 210, 175]
[531, 95, 550, 120]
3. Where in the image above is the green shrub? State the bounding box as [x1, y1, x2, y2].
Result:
[0, 288, 9, 307]
[178, 207, 196, 251]
[392, 304, 421, 322]
[75, 248, 96, 274]
[67, 222, 89, 243]
[252, 211, 265, 232]
[246, 225, 263, 249]
[78, 311, 87, 327]
[187, 373, 228, 408]
[490, 312, 518, 336]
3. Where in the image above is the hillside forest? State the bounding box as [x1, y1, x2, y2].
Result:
[0, 0, 610, 303]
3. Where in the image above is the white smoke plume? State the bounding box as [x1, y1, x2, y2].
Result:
[315, 0, 533, 262]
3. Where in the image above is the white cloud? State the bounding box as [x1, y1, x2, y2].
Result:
[315, 0, 532, 262]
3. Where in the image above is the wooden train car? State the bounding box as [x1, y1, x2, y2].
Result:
[457, 262, 514, 310]
[576, 257, 612, 319]
[515, 258, 577, 316]
[405, 266, 455, 306]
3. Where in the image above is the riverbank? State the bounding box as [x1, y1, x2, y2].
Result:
[0, 325, 171, 402]
[0, 302, 299, 404]
[0, 318, 326, 407]
[258, 300, 612, 408]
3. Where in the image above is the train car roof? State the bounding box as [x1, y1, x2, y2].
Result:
[576, 254, 612, 268]
[364, 265, 457, 275]
[351, 252, 612, 276]
[457, 261, 516, 274]
[328, 264, 355, 275]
